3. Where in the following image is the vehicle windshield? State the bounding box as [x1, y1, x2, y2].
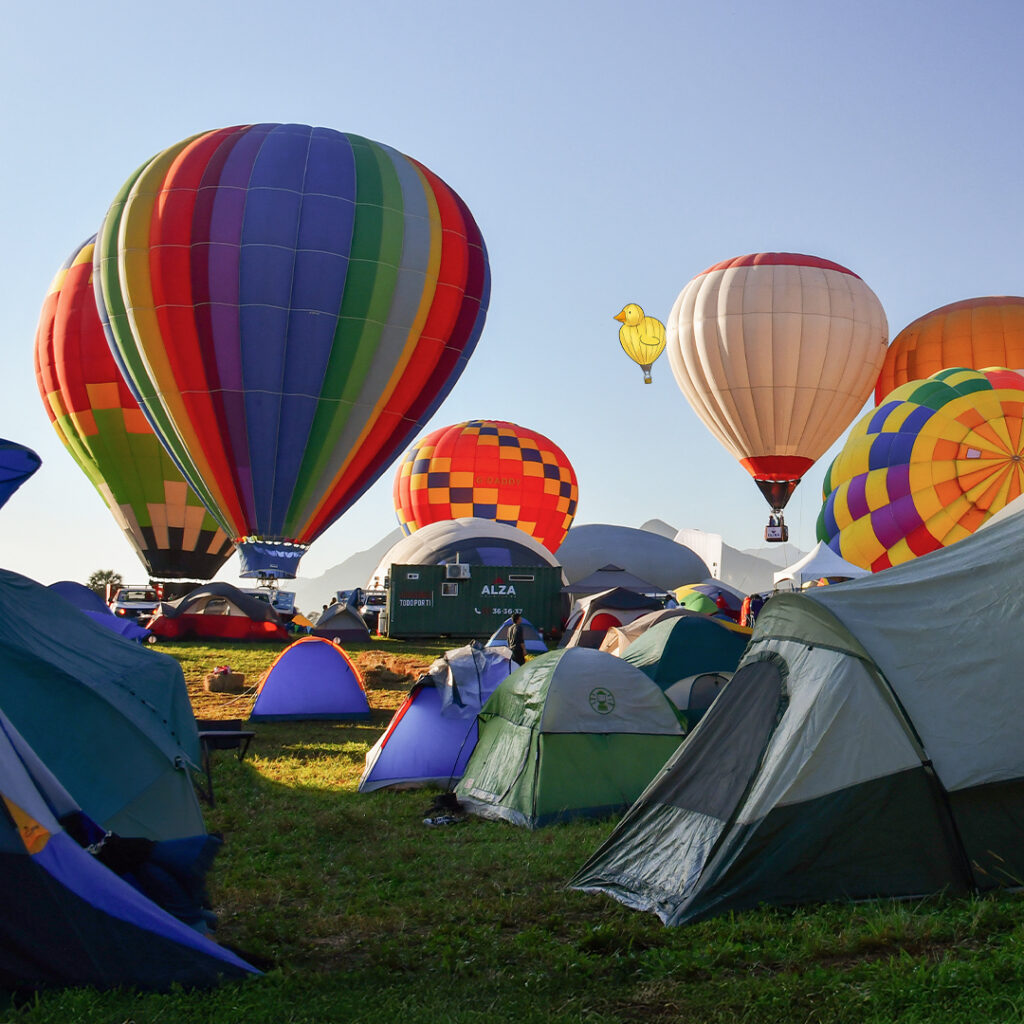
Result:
[119, 589, 157, 602]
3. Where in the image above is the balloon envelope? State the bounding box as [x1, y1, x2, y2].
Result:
[818, 367, 1024, 570]
[615, 304, 666, 383]
[875, 296, 1024, 403]
[95, 124, 490, 578]
[34, 238, 233, 580]
[666, 253, 888, 509]
[394, 420, 577, 552]
[0, 440, 41, 511]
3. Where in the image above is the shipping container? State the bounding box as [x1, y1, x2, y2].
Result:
[381, 564, 564, 640]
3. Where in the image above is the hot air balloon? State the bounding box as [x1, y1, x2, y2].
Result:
[35, 238, 234, 580]
[393, 420, 578, 552]
[666, 252, 888, 541]
[0, 440, 41, 512]
[94, 125, 490, 579]
[875, 296, 1024, 402]
[615, 304, 666, 383]
[818, 367, 1024, 571]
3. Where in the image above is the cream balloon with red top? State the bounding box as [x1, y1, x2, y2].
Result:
[666, 252, 889, 522]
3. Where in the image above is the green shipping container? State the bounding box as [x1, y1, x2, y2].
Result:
[381, 564, 564, 640]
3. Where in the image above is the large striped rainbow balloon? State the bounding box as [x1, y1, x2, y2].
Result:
[35, 238, 233, 580]
[95, 124, 490, 578]
[818, 367, 1024, 570]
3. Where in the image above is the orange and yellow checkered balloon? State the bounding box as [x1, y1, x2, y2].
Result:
[394, 420, 579, 553]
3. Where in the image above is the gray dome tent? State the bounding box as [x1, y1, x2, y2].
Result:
[556, 524, 708, 590]
[572, 509, 1024, 924]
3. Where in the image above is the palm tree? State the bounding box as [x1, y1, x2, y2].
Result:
[87, 569, 123, 597]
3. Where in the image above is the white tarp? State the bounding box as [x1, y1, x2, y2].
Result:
[773, 541, 870, 587]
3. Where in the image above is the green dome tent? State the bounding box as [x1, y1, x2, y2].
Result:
[455, 648, 684, 828]
[621, 614, 751, 725]
[571, 507, 1024, 924]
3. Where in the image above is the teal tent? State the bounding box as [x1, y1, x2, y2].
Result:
[0, 707, 257, 990]
[0, 570, 204, 841]
[456, 648, 684, 828]
[621, 614, 751, 724]
[571, 509, 1024, 924]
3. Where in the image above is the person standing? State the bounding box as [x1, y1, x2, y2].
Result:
[507, 613, 527, 666]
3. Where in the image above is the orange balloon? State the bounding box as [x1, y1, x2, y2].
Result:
[394, 420, 578, 553]
[876, 296, 1024, 403]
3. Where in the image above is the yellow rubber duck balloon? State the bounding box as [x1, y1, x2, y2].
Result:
[615, 304, 666, 383]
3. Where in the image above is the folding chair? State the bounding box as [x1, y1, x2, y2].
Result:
[194, 719, 255, 806]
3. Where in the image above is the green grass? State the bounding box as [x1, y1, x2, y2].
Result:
[8, 638, 1024, 1023]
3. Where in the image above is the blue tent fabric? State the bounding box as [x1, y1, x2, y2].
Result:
[47, 582, 153, 642]
[359, 644, 512, 792]
[250, 637, 370, 721]
[0, 569, 204, 841]
[0, 708, 258, 991]
[48, 581, 112, 616]
[81, 610, 153, 642]
[0, 439, 41, 511]
[486, 616, 548, 653]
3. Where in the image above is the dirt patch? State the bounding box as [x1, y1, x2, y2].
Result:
[181, 646, 437, 720]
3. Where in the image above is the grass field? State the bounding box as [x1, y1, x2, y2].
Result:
[7, 636, 1024, 1024]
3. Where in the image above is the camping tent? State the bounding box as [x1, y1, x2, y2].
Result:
[599, 608, 704, 656]
[312, 595, 372, 642]
[673, 581, 744, 619]
[48, 580, 152, 642]
[48, 580, 111, 616]
[250, 637, 370, 721]
[773, 541, 870, 588]
[0, 707, 256, 990]
[556, 525, 708, 590]
[0, 570, 204, 841]
[455, 648, 685, 828]
[359, 643, 513, 792]
[148, 583, 289, 641]
[571, 508, 1024, 924]
[620, 615, 751, 724]
[485, 616, 548, 653]
[559, 588, 664, 649]
[562, 564, 668, 599]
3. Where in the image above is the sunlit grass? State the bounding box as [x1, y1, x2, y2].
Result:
[8, 636, 1024, 1023]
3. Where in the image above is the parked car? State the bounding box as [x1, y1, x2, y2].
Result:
[109, 586, 160, 622]
[359, 589, 387, 631]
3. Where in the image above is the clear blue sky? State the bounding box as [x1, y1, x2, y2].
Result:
[3, 0, 1023, 588]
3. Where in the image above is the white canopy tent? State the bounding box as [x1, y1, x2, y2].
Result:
[773, 541, 870, 588]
